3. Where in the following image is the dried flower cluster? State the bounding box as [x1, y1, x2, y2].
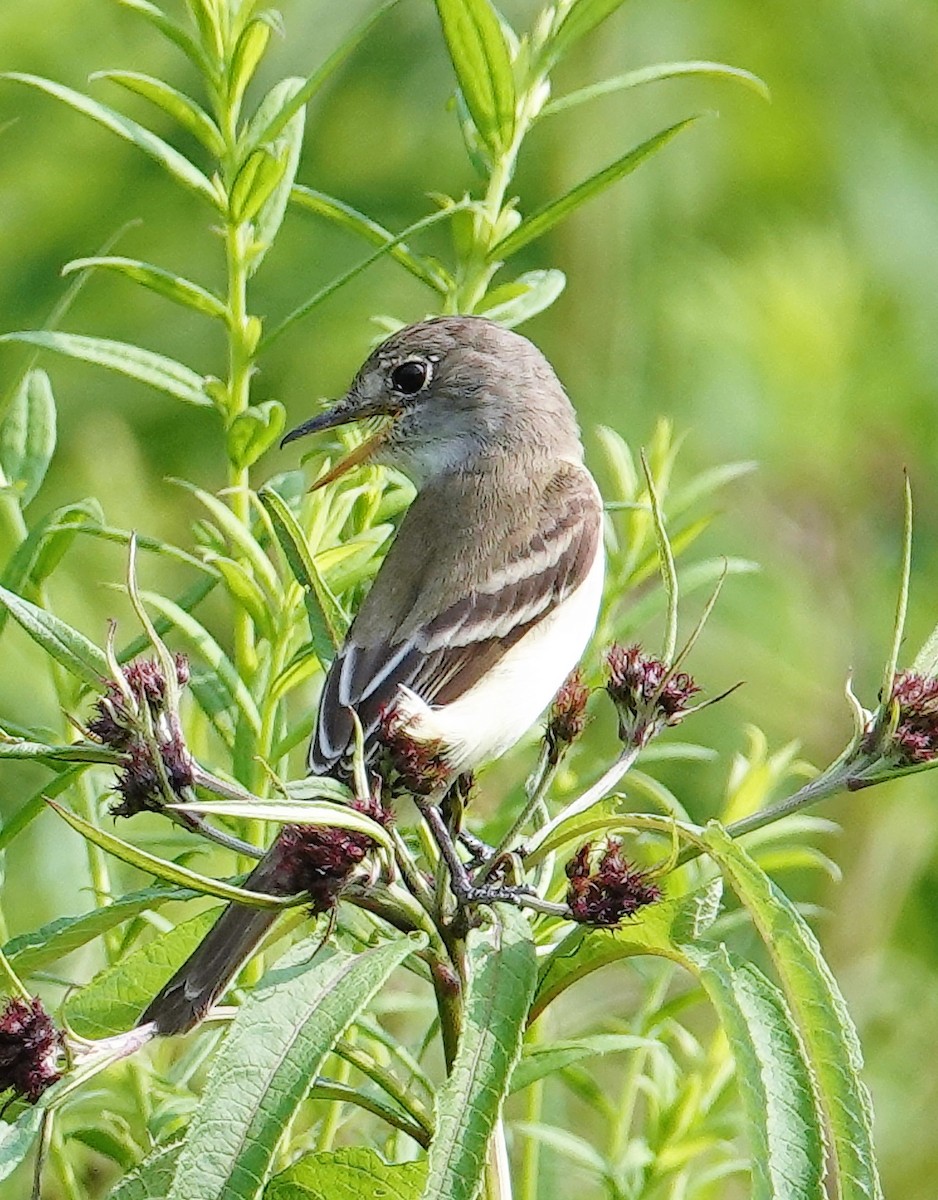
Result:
[882, 671, 938, 765]
[378, 705, 450, 795]
[546, 668, 591, 760]
[605, 643, 699, 744]
[0, 996, 63, 1104]
[278, 788, 394, 912]
[88, 655, 194, 817]
[565, 838, 662, 927]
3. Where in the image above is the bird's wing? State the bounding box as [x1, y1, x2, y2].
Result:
[309, 460, 602, 774]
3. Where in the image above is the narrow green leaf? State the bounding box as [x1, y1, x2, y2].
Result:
[226, 400, 286, 469]
[205, 553, 273, 637]
[476, 268, 566, 327]
[290, 187, 449, 293]
[433, 0, 516, 157]
[227, 16, 272, 107]
[684, 944, 826, 1200]
[425, 907, 537, 1200]
[137, 589, 262, 734]
[0, 331, 210, 406]
[510, 1033, 657, 1094]
[489, 118, 697, 261]
[92, 70, 224, 154]
[0, 1106, 45, 1184]
[0, 500, 104, 637]
[0, 584, 107, 685]
[702, 824, 883, 1200]
[46, 800, 295, 909]
[172, 478, 280, 600]
[882, 474, 912, 700]
[0, 737, 118, 765]
[543, 60, 770, 117]
[64, 908, 220, 1037]
[244, 0, 402, 152]
[166, 935, 425, 1200]
[115, 0, 209, 72]
[1, 74, 219, 205]
[259, 484, 348, 659]
[3, 883, 194, 977]
[0, 764, 89, 852]
[173, 799, 396, 857]
[261, 202, 467, 349]
[107, 1141, 183, 1200]
[250, 79, 307, 275]
[266, 1148, 426, 1200]
[0, 369, 56, 507]
[545, 0, 631, 67]
[62, 256, 227, 319]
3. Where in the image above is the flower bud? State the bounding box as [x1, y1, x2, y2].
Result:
[0, 997, 63, 1103]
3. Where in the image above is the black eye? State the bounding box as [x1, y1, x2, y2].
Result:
[390, 360, 429, 395]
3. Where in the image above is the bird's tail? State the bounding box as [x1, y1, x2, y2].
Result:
[137, 843, 289, 1037]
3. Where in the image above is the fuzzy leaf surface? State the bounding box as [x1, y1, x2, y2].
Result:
[266, 1147, 426, 1200]
[166, 935, 425, 1200]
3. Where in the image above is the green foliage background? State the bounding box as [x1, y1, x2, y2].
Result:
[1, 0, 936, 1194]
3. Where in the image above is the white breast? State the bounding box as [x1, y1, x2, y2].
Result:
[392, 542, 605, 773]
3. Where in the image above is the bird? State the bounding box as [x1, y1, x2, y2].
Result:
[138, 315, 605, 1036]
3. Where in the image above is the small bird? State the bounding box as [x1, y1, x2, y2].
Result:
[139, 315, 605, 1035]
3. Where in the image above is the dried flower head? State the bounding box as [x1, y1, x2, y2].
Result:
[605, 644, 699, 744]
[883, 671, 938, 765]
[278, 789, 393, 913]
[565, 838, 662, 927]
[110, 728, 194, 818]
[546, 669, 591, 759]
[88, 654, 191, 750]
[377, 705, 450, 796]
[0, 997, 63, 1104]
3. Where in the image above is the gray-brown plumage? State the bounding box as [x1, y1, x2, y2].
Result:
[139, 316, 604, 1036]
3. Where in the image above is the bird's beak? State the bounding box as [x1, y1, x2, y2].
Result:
[281, 396, 393, 491]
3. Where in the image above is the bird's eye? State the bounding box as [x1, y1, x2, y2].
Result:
[390, 360, 429, 395]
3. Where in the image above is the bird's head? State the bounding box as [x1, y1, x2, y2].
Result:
[281, 316, 582, 487]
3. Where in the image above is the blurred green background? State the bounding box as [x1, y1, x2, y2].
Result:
[2, 0, 937, 1192]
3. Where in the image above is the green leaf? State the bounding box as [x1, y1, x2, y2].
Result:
[0, 584, 107, 685]
[172, 478, 280, 600]
[0, 331, 210, 406]
[250, 79, 307, 275]
[62, 256, 227, 319]
[206, 553, 273, 638]
[107, 1141, 183, 1200]
[0, 368, 56, 507]
[0, 1106, 45, 1184]
[166, 935, 425, 1200]
[259, 484, 348, 660]
[92, 70, 224, 154]
[46, 800, 296, 909]
[532, 880, 722, 1019]
[543, 0, 631, 68]
[290, 187, 450, 293]
[489, 118, 697, 261]
[543, 59, 770, 117]
[266, 1148, 426, 1200]
[227, 15, 272, 108]
[425, 907, 537, 1200]
[0, 737, 118, 766]
[1, 74, 219, 206]
[115, 0, 209, 72]
[510, 1033, 658, 1094]
[0, 499, 104, 636]
[243, 0, 402, 152]
[475, 268, 566, 327]
[0, 764, 89, 852]
[262, 202, 468, 348]
[137, 589, 262, 735]
[433, 0, 516, 158]
[172, 799, 396, 857]
[3, 882, 194, 977]
[684, 944, 826, 1200]
[226, 400, 286, 469]
[64, 908, 220, 1037]
[701, 824, 883, 1200]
